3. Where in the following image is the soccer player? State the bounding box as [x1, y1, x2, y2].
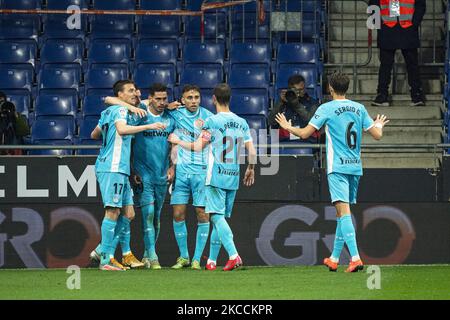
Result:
[91, 80, 167, 271]
[103, 83, 176, 269]
[169, 83, 257, 271]
[167, 85, 214, 270]
[275, 72, 389, 272]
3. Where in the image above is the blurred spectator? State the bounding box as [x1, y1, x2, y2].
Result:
[269, 75, 321, 143]
[370, 0, 426, 107]
[0, 91, 30, 155]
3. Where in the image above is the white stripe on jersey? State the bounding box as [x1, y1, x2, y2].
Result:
[205, 144, 214, 185]
[111, 131, 123, 172]
[325, 125, 334, 174]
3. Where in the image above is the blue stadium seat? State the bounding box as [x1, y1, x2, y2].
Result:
[82, 94, 108, 118]
[88, 39, 131, 65]
[38, 64, 81, 93]
[78, 118, 99, 139]
[40, 39, 83, 66]
[31, 118, 75, 142]
[229, 43, 271, 69]
[0, 40, 36, 67]
[232, 12, 270, 40]
[183, 42, 225, 67]
[199, 92, 215, 114]
[230, 89, 269, 116]
[278, 141, 313, 155]
[232, 0, 270, 11]
[180, 66, 223, 89]
[0, 64, 34, 93]
[28, 140, 73, 156]
[45, 0, 88, 9]
[240, 115, 267, 131]
[273, 12, 322, 40]
[90, 15, 135, 40]
[1, 0, 40, 9]
[137, 16, 181, 40]
[92, 0, 136, 10]
[185, 13, 226, 40]
[229, 66, 270, 89]
[277, 43, 322, 74]
[85, 64, 129, 93]
[4, 90, 31, 120]
[274, 0, 322, 12]
[42, 0, 88, 43]
[140, 0, 181, 10]
[35, 91, 78, 120]
[133, 64, 175, 93]
[0, 15, 40, 41]
[275, 64, 318, 95]
[76, 139, 101, 155]
[135, 40, 178, 67]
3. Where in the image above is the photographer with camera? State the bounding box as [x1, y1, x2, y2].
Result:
[269, 75, 321, 143]
[0, 91, 30, 155]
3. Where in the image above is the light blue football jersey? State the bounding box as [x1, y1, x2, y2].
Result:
[95, 105, 133, 175]
[132, 104, 176, 185]
[169, 106, 214, 175]
[309, 99, 374, 176]
[203, 112, 252, 190]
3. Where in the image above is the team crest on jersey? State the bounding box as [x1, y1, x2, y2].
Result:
[195, 118, 205, 128]
[113, 195, 120, 203]
[119, 108, 127, 118]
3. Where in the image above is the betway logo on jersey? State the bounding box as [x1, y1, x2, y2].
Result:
[143, 131, 170, 137]
[339, 157, 361, 165]
[217, 167, 239, 176]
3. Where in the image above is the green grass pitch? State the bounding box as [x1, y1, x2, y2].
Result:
[0, 265, 449, 300]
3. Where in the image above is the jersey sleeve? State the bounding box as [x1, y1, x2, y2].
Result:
[362, 108, 375, 131]
[113, 107, 128, 124]
[243, 121, 253, 143]
[201, 117, 213, 142]
[308, 105, 328, 130]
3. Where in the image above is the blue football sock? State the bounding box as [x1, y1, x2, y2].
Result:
[95, 243, 101, 254]
[211, 214, 237, 258]
[110, 215, 124, 255]
[331, 217, 344, 261]
[142, 204, 158, 260]
[118, 216, 131, 255]
[340, 214, 360, 259]
[208, 224, 221, 262]
[193, 222, 210, 262]
[100, 218, 117, 265]
[173, 220, 189, 259]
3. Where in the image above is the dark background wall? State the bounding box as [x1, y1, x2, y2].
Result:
[0, 156, 449, 268]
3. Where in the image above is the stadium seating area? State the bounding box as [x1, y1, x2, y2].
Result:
[0, 0, 325, 155]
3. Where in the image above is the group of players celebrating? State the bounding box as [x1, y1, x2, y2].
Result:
[89, 81, 256, 271]
[89, 72, 389, 273]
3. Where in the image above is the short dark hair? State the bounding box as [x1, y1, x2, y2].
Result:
[182, 84, 201, 95]
[328, 72, 349, 95]
[214, 83, 231, 105]
[113, 80, 135, 97]
[149, 83, 167, 96]
[288, 75, 305, 88]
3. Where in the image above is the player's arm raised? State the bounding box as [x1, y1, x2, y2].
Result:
[168, 130, 210, 152]
[367, 114, 389, 141]
[275, 113, 316, 140]
[115, 120, 166, 136]
[104, 96, 147, 118]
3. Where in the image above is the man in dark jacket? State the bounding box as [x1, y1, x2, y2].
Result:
[370, 0, 426, 107]
[269, 75, 320, 143]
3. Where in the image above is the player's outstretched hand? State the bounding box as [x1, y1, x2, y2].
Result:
[130, 106, 147, 118]
[168, 101, 182, 110]
[374, 114, 390, 128]
[147, 122, 167, 130]
[243, 168, 255, 187]
[275, 113, 292, 130]
[168, 133, 181, 145]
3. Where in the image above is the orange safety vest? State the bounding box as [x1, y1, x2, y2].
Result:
[380, 0, 415, 28]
